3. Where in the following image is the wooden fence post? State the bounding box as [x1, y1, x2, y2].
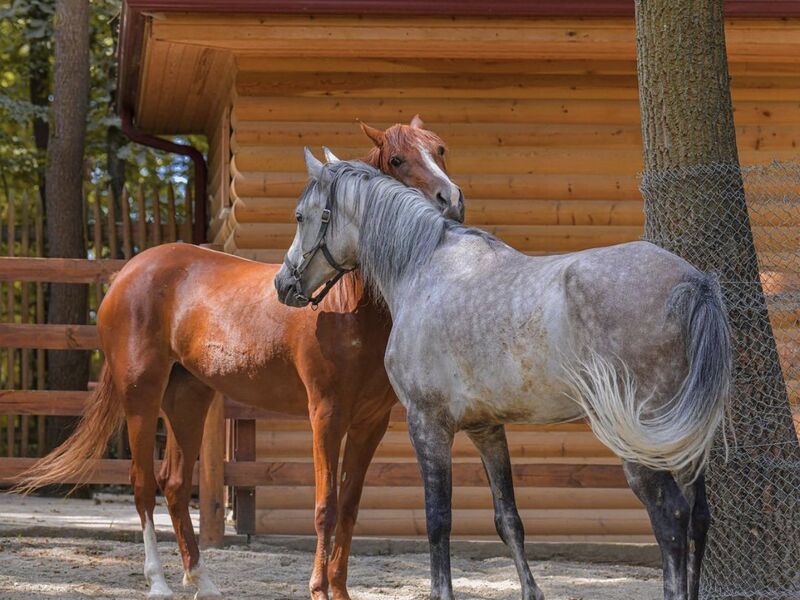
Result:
[233, 419, 256, 536]
[199, 393, 226, 548]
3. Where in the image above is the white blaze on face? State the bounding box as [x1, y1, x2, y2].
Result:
[417, 143, 460, 206]
[143, 516, 174, 599]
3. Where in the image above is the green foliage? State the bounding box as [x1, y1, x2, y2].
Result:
[0, 0, 197, 206]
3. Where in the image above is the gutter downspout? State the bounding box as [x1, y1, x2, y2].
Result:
[120, 106, 208, 244]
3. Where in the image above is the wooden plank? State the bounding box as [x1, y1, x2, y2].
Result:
[228, 399, 590, 431]
[0, 390, 90, 415]
[200, 393, 226, 548]
[152, 15, 800, 64]
[6, 194, 16, 458]
[257, 485, 642, 511]
[107, 186, 118, 260]
[0, 457, 198, 485]
[230, 119, 797, 153]
[136, 184, 148, 251]
[121, 187, 133, 259]
[255, 430, 613, 460]
[0, 324, 99, 350]
[152, 188, 163, 246]
[92, 188, 105, 312]
[233, 419, 256, 536]
[254, 507, 652, 537]
[234, 96, 800, 126]
[229, 222, 643, 253]
[232, 170, 642, 201]
[233, 145, 645, 176]
[225, 461, 628, 488]
[231, 120, 646, 149]
[230, 196, 645, 227]
[231, 55, 800, 77]
[0, 257, 126, 283]
[166, 184, 178, 243]
[34, 211, 45, 456]
[19, 195, 30, 457]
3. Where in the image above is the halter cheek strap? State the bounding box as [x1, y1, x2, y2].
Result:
[285, 204, 354, 309]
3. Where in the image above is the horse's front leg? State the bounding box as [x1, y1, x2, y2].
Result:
[406, 406, 455, 600]
[308, 401, 348, 600]
[466, 425, 544, 600]
[328, 409, 392, 600]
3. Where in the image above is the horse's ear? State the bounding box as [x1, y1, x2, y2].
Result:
[304, 147, 324, 179]
[322, 146, 340, 163]
[359, 121, 385, 147]
[409, 114, 425, 129]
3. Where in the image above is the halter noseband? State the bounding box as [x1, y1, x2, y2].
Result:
[284, 198, 354, 309]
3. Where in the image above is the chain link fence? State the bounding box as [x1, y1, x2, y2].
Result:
[641, 161, 800, 599]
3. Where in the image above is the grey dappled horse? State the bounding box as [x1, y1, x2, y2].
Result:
[275, 154, 732, 600]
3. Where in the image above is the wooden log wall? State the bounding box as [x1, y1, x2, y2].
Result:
[197, 21, 800, 539]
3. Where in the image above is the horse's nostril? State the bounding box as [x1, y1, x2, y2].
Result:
[436, 192, 448, 205]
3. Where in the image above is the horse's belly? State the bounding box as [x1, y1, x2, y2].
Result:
[455, 368, 582, 427]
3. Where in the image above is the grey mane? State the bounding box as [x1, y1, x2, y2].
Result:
[312, 160, 500, 300]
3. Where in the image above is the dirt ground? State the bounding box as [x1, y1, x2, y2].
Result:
[0, 495, 662, 599]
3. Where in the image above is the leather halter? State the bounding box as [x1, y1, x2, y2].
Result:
[284, 199, 354, 309]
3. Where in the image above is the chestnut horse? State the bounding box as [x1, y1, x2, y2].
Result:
[17, 116, 463, 600]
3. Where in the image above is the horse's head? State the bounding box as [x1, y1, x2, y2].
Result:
[361, 115, 464, 222]
[275, 149, 362, 308]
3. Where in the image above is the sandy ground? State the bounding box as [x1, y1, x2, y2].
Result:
[0, 494, 662, 599]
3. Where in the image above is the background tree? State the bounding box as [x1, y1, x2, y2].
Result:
[43, 0, 90, 445]
[635, 0, 800, 595]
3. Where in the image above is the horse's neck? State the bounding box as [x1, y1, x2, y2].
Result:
[325, 270, 387, 316]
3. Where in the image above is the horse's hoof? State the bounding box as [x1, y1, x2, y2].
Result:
[331, 591, 352, 600]
[147, 592, 174, 600]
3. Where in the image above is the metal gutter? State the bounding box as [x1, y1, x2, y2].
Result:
[118, 5, 207, 244]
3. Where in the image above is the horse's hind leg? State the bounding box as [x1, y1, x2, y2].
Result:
[684, 474, 710, 600]
[328, 409, 392, 600]
[466, 425, 544, 600]
[113, 360, 174, 599]
[158, 366, 222, 600]
[623, 462, 690, 600]
[406, 406, 455, 600]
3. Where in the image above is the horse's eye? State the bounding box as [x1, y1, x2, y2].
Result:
[295, 212, 304, 223]
[389, 156, 403, 167]
[437, 146, 446, 157]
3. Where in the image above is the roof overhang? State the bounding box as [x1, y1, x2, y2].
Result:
[118, 0, 800, 134]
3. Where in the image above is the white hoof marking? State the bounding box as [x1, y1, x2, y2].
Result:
[184, 561, 222, 599]
[143, 517, 174, 599]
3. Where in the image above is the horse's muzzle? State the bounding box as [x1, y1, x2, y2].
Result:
[274, 271, 310, 308]
[445, 189, 466, 223]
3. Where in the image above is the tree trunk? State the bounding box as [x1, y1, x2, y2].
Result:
[635, 1, 800, 597]
[44, 0, 90, 448]
[28, 0, 51, 210]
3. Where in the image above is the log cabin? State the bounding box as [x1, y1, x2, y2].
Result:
[117, 0, 800, 541]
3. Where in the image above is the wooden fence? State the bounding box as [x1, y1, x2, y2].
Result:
[0, 183, 193, 460]
[0, 182, 281, 544]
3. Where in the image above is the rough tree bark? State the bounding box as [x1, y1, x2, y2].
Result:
[44, 0, 90, 447]
[28, 0, 50, 210]
[635, 1, 800, 597]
